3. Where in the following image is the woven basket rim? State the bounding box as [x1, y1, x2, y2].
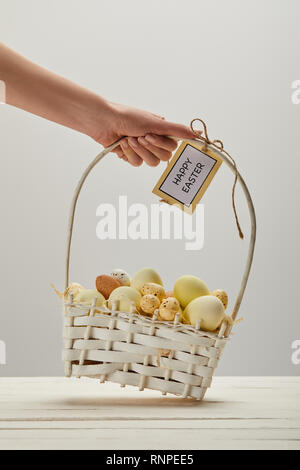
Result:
[64, 300, 228, 341]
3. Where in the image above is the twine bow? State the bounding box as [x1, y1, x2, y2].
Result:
[190, 118, 244, 239]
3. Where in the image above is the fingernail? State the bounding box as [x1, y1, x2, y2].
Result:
[145, 134, 156, 144]
[121, 139, 129, 149]
[129, 137, 138, 148]
[138, 137, 148, 146]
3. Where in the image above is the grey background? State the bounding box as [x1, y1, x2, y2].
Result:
[0, 0, 299, 376]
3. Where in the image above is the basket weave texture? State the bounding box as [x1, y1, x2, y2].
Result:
[63, 299, 228, 400]
[62, 136, 256, 400]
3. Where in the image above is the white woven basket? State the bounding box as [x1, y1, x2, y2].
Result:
[63, 137, 256, 400]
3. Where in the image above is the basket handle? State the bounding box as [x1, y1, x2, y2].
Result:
[65, 137, 256, 333]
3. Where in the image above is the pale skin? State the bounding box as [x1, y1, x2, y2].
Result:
[0, 43, 198, 167]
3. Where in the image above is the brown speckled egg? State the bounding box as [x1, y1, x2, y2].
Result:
[212, 289, 228, 309]
[141, 283, 165, 301]
[140, 294, 160, 315]
[96, 275, 121, 299]
[165, 291, 174, 298]
[159, 297, 180, 321]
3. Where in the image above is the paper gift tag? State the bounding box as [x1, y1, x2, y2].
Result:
[152, 140, 223, 213]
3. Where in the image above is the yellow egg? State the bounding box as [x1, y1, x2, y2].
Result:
[212, 289, 228, 309]
[131, 268, 163, 293]
[140, 294, 160, 315]
[108, 286, 141, 312]
[184, 295, 225, 331]
[173, 275, 210, 308]
[159, 297, 181, 321]
[74, 289, 105, 309]
[141, 283, 165, 301]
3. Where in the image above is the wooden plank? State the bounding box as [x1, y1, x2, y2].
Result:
[1, 429, 299, 440]
[0, 431, 299, 450]
[0, 418, 299, 430]
[1, 440, 299, 451]
[0, 377, 299, 450]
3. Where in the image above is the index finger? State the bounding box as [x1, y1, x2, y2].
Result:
[152, 119, 201, 140]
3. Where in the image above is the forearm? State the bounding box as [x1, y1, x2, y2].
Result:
[0, 43, 195, 166]
[0, 43, 111, 139]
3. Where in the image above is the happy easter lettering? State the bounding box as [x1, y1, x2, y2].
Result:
[153, 142, 223, 211]
[172, 158, 205, 194]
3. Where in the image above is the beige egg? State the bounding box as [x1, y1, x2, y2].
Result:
[140, 294, 160, 315]
[110, 269, 131, 287]
[64, 282, 84, 301]
[141, 283, 165, 301]
[159, 297, 181, 321]
[174, 275, 210, 308]
[184, 295, 225, 331]
[212, 289, 228, 309]
[73, 289, 105, 309]
[131, 268, 163, 293]
[108, 286, 141, 313]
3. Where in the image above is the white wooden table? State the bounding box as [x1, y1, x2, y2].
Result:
[0, 377, 299, 450]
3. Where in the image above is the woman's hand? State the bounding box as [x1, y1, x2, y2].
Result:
[91, 102, 197, 167]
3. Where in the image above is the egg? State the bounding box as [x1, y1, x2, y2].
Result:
[165, 291, 174, 298]
[141, 283, 165, 301]
[173, 275, 210, 308]
[131, 268, 163, 293]
[108, 286, 142, 313]
[64, 282, 84, 301]
[159, 297, 181, 321]
[140, 294, 160, 315]
[212, 289, 228, 309]
[96, 274, 121, 299]
[184, 295, 225, 331]
[73, 289, 105, 309]
[110, 269, 131, 287]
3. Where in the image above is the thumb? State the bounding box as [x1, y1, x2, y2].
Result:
[152, 119, 199, 139]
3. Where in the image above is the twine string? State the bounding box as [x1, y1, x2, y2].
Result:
[190, 118, 244, 239]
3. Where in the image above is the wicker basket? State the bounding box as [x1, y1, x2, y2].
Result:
[62, 137, 256, 400]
